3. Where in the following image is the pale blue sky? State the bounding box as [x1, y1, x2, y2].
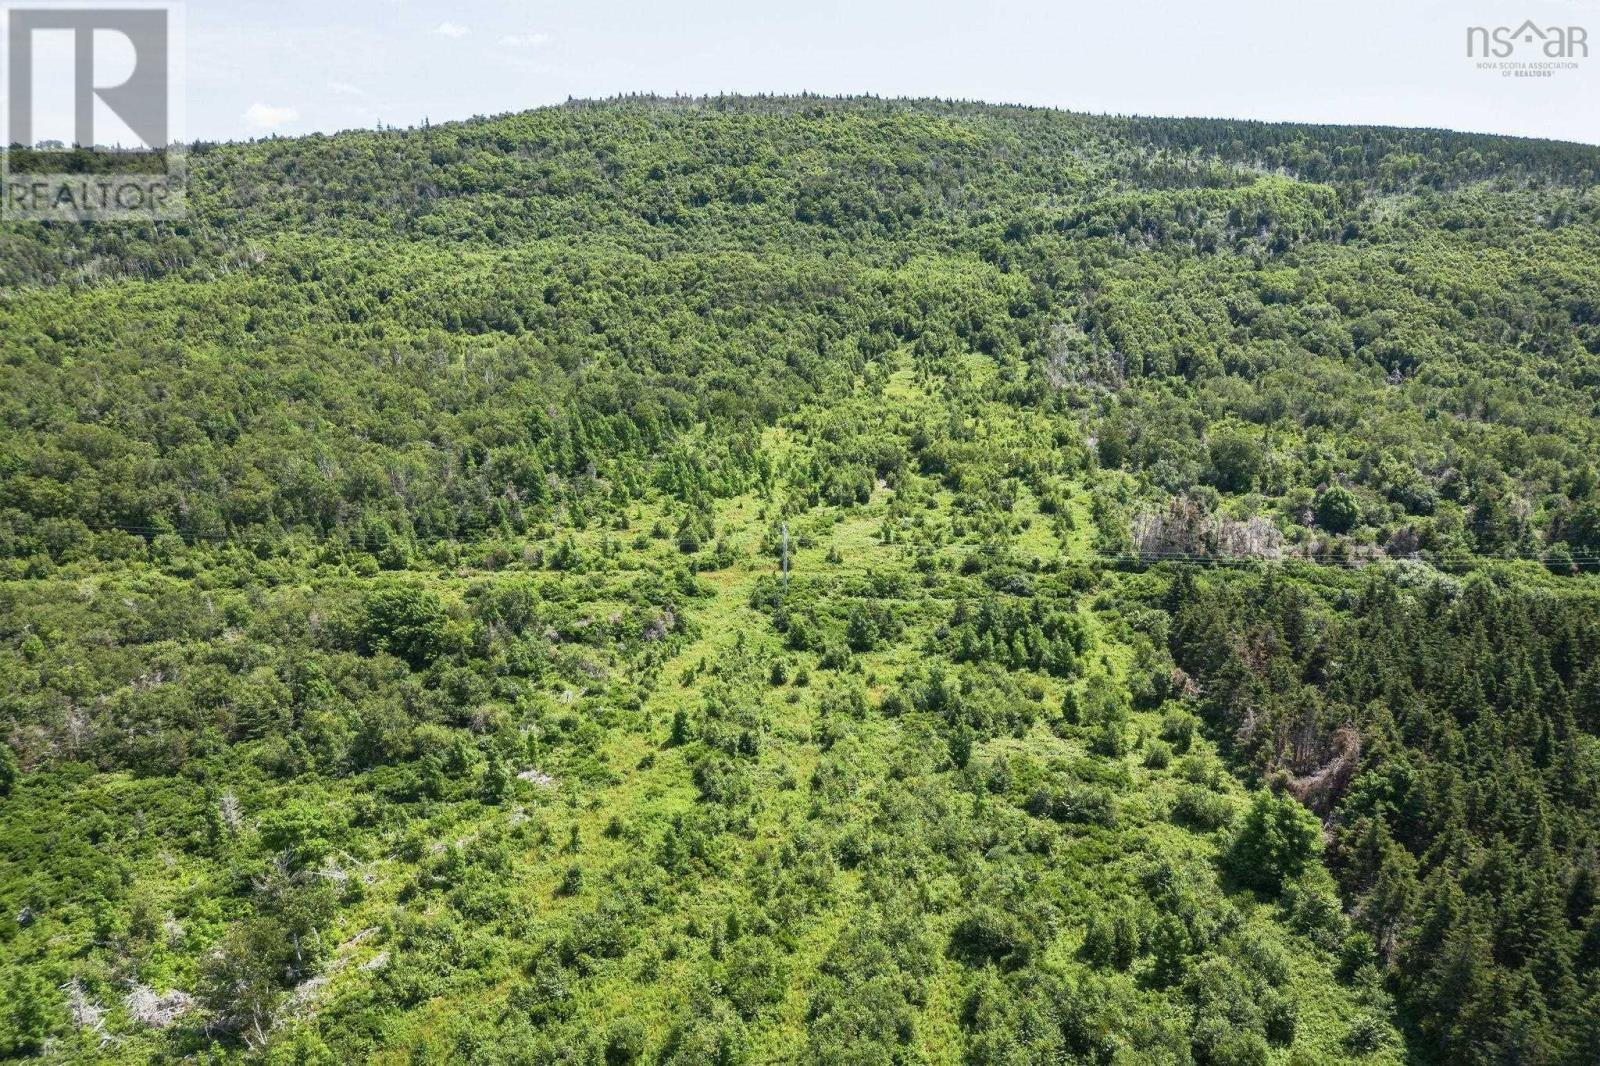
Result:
[181, 0, 1600, 144]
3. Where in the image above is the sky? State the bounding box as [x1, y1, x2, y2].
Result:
[164, 0, 1600, 144]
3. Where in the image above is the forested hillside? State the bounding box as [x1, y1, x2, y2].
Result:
[1, 96, 1598, 1064]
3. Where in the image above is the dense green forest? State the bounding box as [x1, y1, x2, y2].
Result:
[1, 96, 1598, 1064]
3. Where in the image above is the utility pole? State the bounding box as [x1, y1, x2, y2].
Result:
[781, 522, 789, 592]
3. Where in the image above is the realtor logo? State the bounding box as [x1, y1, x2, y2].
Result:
[2, 2, 185, 221]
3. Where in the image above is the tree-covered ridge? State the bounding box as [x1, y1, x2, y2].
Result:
[4, 98, 1599, 572]
[9, 97, 1600, 278]
[1, 96, 1599, 1063]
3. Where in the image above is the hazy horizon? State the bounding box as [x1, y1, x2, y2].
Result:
[145, 0, 1600, 146]
[194, 92, 1600, 149]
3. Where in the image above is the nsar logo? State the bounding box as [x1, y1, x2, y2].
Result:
[1467, 20, 1587, 59]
